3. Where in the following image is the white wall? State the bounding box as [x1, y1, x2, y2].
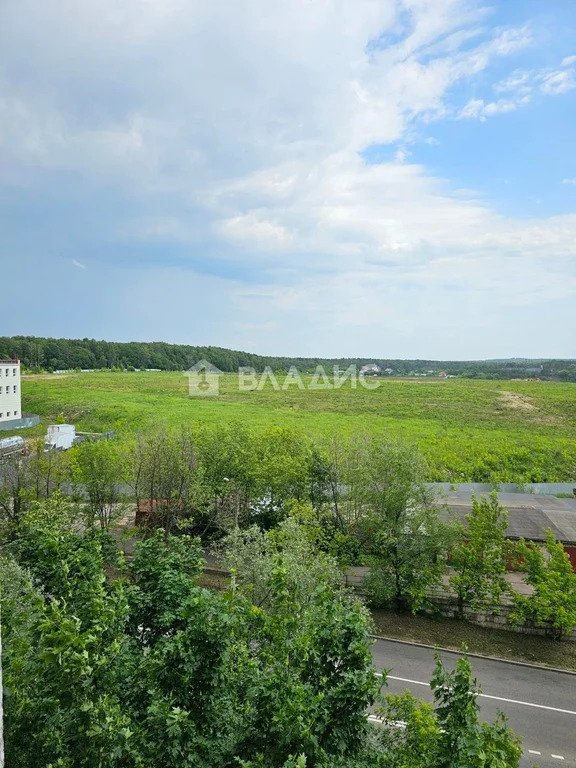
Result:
[0, 362, 22, 422]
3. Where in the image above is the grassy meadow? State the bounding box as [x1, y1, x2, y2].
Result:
[21, 371, 576, 483]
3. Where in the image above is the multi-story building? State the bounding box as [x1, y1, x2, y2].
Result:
[0, 360, 22, 423]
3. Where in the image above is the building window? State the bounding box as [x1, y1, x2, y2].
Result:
[6, 411, 10, 417]
[5, 369, 8, 376]
[0, 386, 2, 394]
[13, 368, 16, 376]
[14, 385, 17, 393]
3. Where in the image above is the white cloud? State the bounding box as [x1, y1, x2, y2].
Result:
[488, 57, 576, 108]
[71, 259, 87, 270]
[563, 178, 576, 185]
[540, 68, 576, 95]
[219, 214, 293, 249]
[458, 96, 529, 119]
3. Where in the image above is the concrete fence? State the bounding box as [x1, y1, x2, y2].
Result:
[428, 482, 576, 495]
[343, 566, 576, 640]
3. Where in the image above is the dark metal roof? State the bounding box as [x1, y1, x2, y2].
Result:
[441, 491, 576, 544]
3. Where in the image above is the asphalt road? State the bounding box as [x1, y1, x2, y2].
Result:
[371, 638, 576, 768]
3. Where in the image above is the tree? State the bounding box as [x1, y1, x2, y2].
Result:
[350, 437, 458, 611]
[193, 422, 260, 537]
[2, 505, 131, 768]
[375, 691, 440, 768]
[0, 446, 69, 536]
[214, 516, 343, 609]
[126, 528, 204, 645]
[431, 654, 522, 767]
[249, 428, 314, 529]
[70, 440, 129, 529]
[377, 655, 522, 768]
[133, 428, 207, 534]
[509, 530, 576, 639]
[449, 493, 510, 616]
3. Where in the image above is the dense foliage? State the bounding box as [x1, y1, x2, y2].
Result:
[0, 496, 522, 767]
[2, 334, 575, 379]
[2, 429, 575, 640]
[509, 530, 576, 639]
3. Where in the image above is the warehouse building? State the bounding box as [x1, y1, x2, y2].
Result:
[444, 490, 576, 571]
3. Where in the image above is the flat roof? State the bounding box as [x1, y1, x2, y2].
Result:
[441, 491, 576, 544]
[0, 359, 20, 363]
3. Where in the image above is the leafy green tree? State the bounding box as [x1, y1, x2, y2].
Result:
[2, 504, 131, 767]
[70, 440, 129, 529]
[250, 428, 314, 528]
[375, 691, 440, 768]
[126, 529, 204, 645]
[449, 493, 510, 616]
[0, 446, 70, 536]
[350, 437, 458, 611]
[215, 517, 343, 608]
[509, 530, 576, 639]
[377, 654, 521, 768]
[193, 422, 260, 536]
[133, 428, 207, 534]
[431, 655, 522, 767]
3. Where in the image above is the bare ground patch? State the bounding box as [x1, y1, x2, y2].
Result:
[497, 390, 559, 425]
[499, 391, 537, 411]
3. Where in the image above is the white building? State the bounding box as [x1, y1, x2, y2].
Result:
[0, 360, 22, 423]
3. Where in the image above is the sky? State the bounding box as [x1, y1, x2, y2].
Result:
[1, 0, 575, 360]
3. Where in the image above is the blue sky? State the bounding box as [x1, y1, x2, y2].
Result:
[1, 0, 575, 359]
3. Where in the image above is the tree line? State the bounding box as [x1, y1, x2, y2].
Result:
[2, 426, 575, 638]
[2, 335, 575, 380]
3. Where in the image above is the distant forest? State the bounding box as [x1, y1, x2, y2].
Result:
[1, 335, 575, 381]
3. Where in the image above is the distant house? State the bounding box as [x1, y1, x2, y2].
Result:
[360, 363, 380, 376]
[384, 367, 394, 375]
[438, 371, 448, 378]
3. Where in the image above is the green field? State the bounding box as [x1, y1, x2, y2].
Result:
[21, 371, 576, 483]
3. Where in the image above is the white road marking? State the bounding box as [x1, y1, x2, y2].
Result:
[551, 756, 565, 760]
[383, 675, 576, 716]
[368, 715, 406, 729]
[528, 750, 541, 755]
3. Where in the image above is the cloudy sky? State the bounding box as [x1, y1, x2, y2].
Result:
[1, 0, 575, 359]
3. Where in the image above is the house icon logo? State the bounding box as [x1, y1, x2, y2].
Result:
[184, 360, 224, 397]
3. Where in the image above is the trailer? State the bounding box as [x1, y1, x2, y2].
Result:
[0, 435, 26, 459]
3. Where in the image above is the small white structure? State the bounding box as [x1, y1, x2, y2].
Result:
[45, 424, 76, 451]
[0, 360, 22, 423]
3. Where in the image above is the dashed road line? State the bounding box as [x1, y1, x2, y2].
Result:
[551, 756, 565, 760]
[384, 674, 576, 716]
[528, 750, 542, 755]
